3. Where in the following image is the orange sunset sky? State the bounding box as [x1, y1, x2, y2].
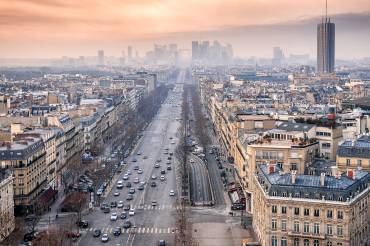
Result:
[0, 0, 369, 58]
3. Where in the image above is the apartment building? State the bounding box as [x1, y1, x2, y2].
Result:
[0, 169, 14, 242]
[252, 164, 370, 246]
[337, 135, 370, 173]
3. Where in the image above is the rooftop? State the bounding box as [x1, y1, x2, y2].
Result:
[337, 135, 370, 158]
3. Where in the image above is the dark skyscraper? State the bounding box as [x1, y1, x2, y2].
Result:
[317, 1, 335, 74]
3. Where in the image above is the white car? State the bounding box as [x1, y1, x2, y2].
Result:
[151, 175, 157, 180]
[169, 190, 175, 196]
[110, 213, 118, 221]
[101, 233, 109, 242]
[190, 159, 194, 163]
[160, 175, 165, 181]
[117, 201, 124, 208]
[129, 209, 135, 216]
[137, 169, 143, 174]
[133, 178, 139, 183]
[123, 175, 129, 180]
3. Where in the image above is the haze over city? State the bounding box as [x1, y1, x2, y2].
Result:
[0, 0, 370, 59]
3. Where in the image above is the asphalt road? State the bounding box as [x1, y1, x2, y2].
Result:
[189, 155, 213, 206]
[78, 82, 184, 246]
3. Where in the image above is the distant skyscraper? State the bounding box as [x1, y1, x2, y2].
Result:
[317, 1, 335, 74]
[97, 50, 104, 65]
[128, 46, 133, 59]
[272, 47, 284, 66]
[192, 41, 199, 60]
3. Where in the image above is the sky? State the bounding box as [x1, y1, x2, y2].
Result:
[0, 0, 369, 59]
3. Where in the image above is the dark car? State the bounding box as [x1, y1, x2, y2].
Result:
[138, 185, 144, 190]
[129, 188, 135, 194]
[133, 165, 139, 170]
[158, 240, 166, 246]
[110, 201, 117, 208]
[120, 212, 127, 219]
[151, 182, 157, 187]
[93, 229, 101, 237]
[123, 205, 130, 211]
[23, 232, 36, 242]
[113, 227, 121, 236]
[160, 170, 166, 174]
[167, 165, 172, 170]
[126, 182, 132, 188]
[103, 207, 110, 213]
[76, 220, 89, 228]
[122, 220, 132, 229]
[126, 194, 133, 200]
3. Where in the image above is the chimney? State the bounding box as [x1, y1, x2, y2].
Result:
[320, 172, 326, 186]
[331, 166, 338, 177]
[291, 170, 297, 184]
[268, 164, 275, 174]
[347, 169, 356, 180]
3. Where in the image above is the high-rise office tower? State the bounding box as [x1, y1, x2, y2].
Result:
[97, 50, 104, 65]
[272, 47, 284, 66]
[128, 46, 133, 59]
[192, 41, 199, 60]
[317, 1, 335, 74]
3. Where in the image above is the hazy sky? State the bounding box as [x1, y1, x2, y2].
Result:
[0, 0, 369, 59]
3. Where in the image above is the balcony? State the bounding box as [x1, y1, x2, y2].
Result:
[287, 231, 325, 239]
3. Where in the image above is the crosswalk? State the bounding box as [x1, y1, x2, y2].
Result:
[111, 204, 181, 211]
[84, 227, 177, 234]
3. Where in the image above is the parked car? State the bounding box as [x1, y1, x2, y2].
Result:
[93, 229, 101, 237]
[76, 220, 89, 228]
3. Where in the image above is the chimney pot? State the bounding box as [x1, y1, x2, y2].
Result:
[320, 172, 326, 186]
[291, 170, 297, 184]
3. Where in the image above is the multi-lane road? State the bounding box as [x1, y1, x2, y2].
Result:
[78, 83, 184, 246]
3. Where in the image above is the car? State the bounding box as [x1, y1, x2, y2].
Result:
[116, 181, 123, 189]
[122, 220, 132, 229]
[160, 170, 166, 174]
[110, 201, 117, 208]
[122, 175, 129, 180]
[138, 184, 144, 190]
[151, 201, 158, 206]
[158, 240, 166, 246]
[125, 182, 132, 188]
[160, 175, 165, 181]
[100, 202, 108, 210]
[137, 152, 141, 155]
[103, 207, 111, 213]
[132, 158, 137, 162]
[117, 201, 124, 208]
[93, 229, 101, 237]
[120, 212, 127, 219]
[65, 231, 81, 239]
[123, 205, 130, 211]
[129, 188, 135, 194]
[133, 165, 139, 170]
[151, 182, 157, 187]
[171, 141, 175, 144]
[143, 155, 148, 159]
[127, 194, 134, 200]
[190, 159, 194, 163]
[96, 190, 103, 196]
[111, 213, 118, 221]
[169, 190, 175, 196]
[154, 163, 160, 168]
[167, 165, 172, 170]
[137, 169, 143, 174]
[151, 175, 157, 180]
[114, 191, 120, 197]
[113, 227, 121, 236]
[101, 233, 109, 242]
[129, 208, 135, 216]
[133, 178, 139, 183]
[166, 160, 171, 165]
[156, 159, 161, 163]
[126, 170, 132, 175]
[167, 156, 172, 160]
[76, 220, 89, 228]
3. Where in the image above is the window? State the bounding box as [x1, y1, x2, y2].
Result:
[281, 206, 287, 214]
[272, 205, 277, 213]
[357, 159, 362, 167]
[314, 209, 320, 217]
[294, 221, 300, 233]
[327, 242, 333, 246]
[271, 236, 277, 246]
[322, 143, 331, 149]
[327, 210, 333, 219]
[281, 220, 287, 231]
[313, 240, 320, 246]
[337, 211, 343, 220]
[327, 224, 333, 235]
[272, 219, 277, 231]
[294, 207, 300, 216]
[304, 222, 310, 233]
[337, 225, 343, 236]
[294, 238, 300, 246]
[291, 163, 298, 170]
[304, 208, 310, 216]
[304, 239, 310, 246]
[346, 159, 350, 166]
[281, 237, 287, 246]
[314, 223, 320, 234]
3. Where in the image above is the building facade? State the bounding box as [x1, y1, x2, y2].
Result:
[0, 169, 15, 242]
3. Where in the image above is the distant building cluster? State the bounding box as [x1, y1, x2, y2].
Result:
[192, 40, 233, 65]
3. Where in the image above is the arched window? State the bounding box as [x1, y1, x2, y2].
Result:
[304, 239, 310, 246]
[314, 240, 320, 246]
[294, 238, 300, 246]
[327, 242, 333, 246]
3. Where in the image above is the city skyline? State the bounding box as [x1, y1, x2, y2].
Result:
[0, 1, 369, 59]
